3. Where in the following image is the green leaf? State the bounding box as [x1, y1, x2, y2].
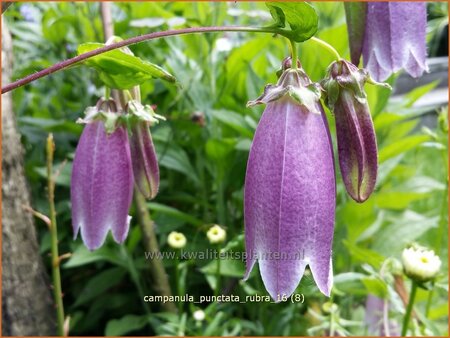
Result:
[147, 202, 203, 226]
[373, 211, 438, 253]
[105, 314, 148, 336]
[379, 135, 430, 162]
[265, 2, 318, 42]
[77, 42, 176, 89]
[210, 110, 254, 138]
[374, 191, 431, 210]
[343, 240, 385, 269]
[205, 138, 236, 162]
[362, 277, 388, 298]
[157, 146, 200, 185]
[201, 257, 245, 278]
[64, 245, 127, 268]
[73, 268, 127, 307]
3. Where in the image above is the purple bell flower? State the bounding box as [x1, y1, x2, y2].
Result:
[244, 63, 336, 300]
[71, 100, 134, 250]
[362, 2, 428, 81]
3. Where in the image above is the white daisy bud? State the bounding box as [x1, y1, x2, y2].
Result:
[167, 231, 187, 249]
[206, 225, 226, 244]
[193, 309, 205, 322]
[401, 244, 441, 282]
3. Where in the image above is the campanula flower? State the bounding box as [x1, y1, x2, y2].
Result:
[71, 99, 134, 250]
[244, 63, 336, 300]
[362, 2, 428, 81]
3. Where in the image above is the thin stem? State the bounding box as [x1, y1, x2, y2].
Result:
[310, 37, 341, 61]
[401, 281, 418, 336]
[2, 26, 286, 94]
[425, 282, 435, 318]
[46, 134, 65, 336]
[214, 246, 221, 297]
[174, 254, 181, 312]
[134, 190, 177, 313]
[290, 40, 298, 70]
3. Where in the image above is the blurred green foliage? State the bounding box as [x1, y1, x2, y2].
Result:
[4, 2, 448, 336]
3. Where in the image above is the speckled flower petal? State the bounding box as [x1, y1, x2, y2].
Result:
[244, 97, 336, 299]
[363, 2, 428, 81]
[71, 121, 134, 250]
[129, 122, 159, 199]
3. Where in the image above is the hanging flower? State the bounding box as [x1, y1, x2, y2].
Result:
[167, 231, 187, 249]
[361, 2, 428, 81]
[244, 62, 336, 300]
[206, 224, 227, 244]
[322, 59, 389, 202]
[71, 99, 134, 250]
[402, 244, 441, 282]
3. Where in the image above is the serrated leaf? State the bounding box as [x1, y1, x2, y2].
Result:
[266, 2, 318, 42]
[78, 43, 176, 89]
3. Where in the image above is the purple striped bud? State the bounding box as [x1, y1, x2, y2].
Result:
[244, 67, 336, 300]
[126, 100, 163, 199]
[322, 60, 390, 203]
[129, 122, 159, 199]
[71, 100, 134, 250]
[362, 2, 428, 81]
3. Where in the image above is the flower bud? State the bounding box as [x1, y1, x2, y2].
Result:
[401, 244, 441, 283]
[193, 309, 205, 322]
[322, 60, 389, 202]
[206, 225, 226, 244]
[167, 231, 187, 249]
[127, 101, 164, 199]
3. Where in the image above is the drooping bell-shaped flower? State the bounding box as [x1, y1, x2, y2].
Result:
[71, 99, 134, 250]
[126, 100, 163, 199]
[322, 60, 390, 203]
[244, 62, 336, 300]
[361, 2, 428, 81]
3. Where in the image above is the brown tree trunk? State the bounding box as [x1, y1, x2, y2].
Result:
[2, 20, 56, 336]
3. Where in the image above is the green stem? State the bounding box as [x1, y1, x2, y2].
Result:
[134, 190, 177, 313]
[214, 246, 221, 297]
[290, 39, 298, 69]
[401, 281, 418, 336]
[46, 134, 65, 336]
[174, 254, 182, 312]
[425, 282, 435, 318]
[310, 37, 341, 61]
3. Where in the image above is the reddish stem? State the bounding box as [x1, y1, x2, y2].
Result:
[2, 26, 280, 94]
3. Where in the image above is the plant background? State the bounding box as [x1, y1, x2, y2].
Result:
[3, 1, 449, 336]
